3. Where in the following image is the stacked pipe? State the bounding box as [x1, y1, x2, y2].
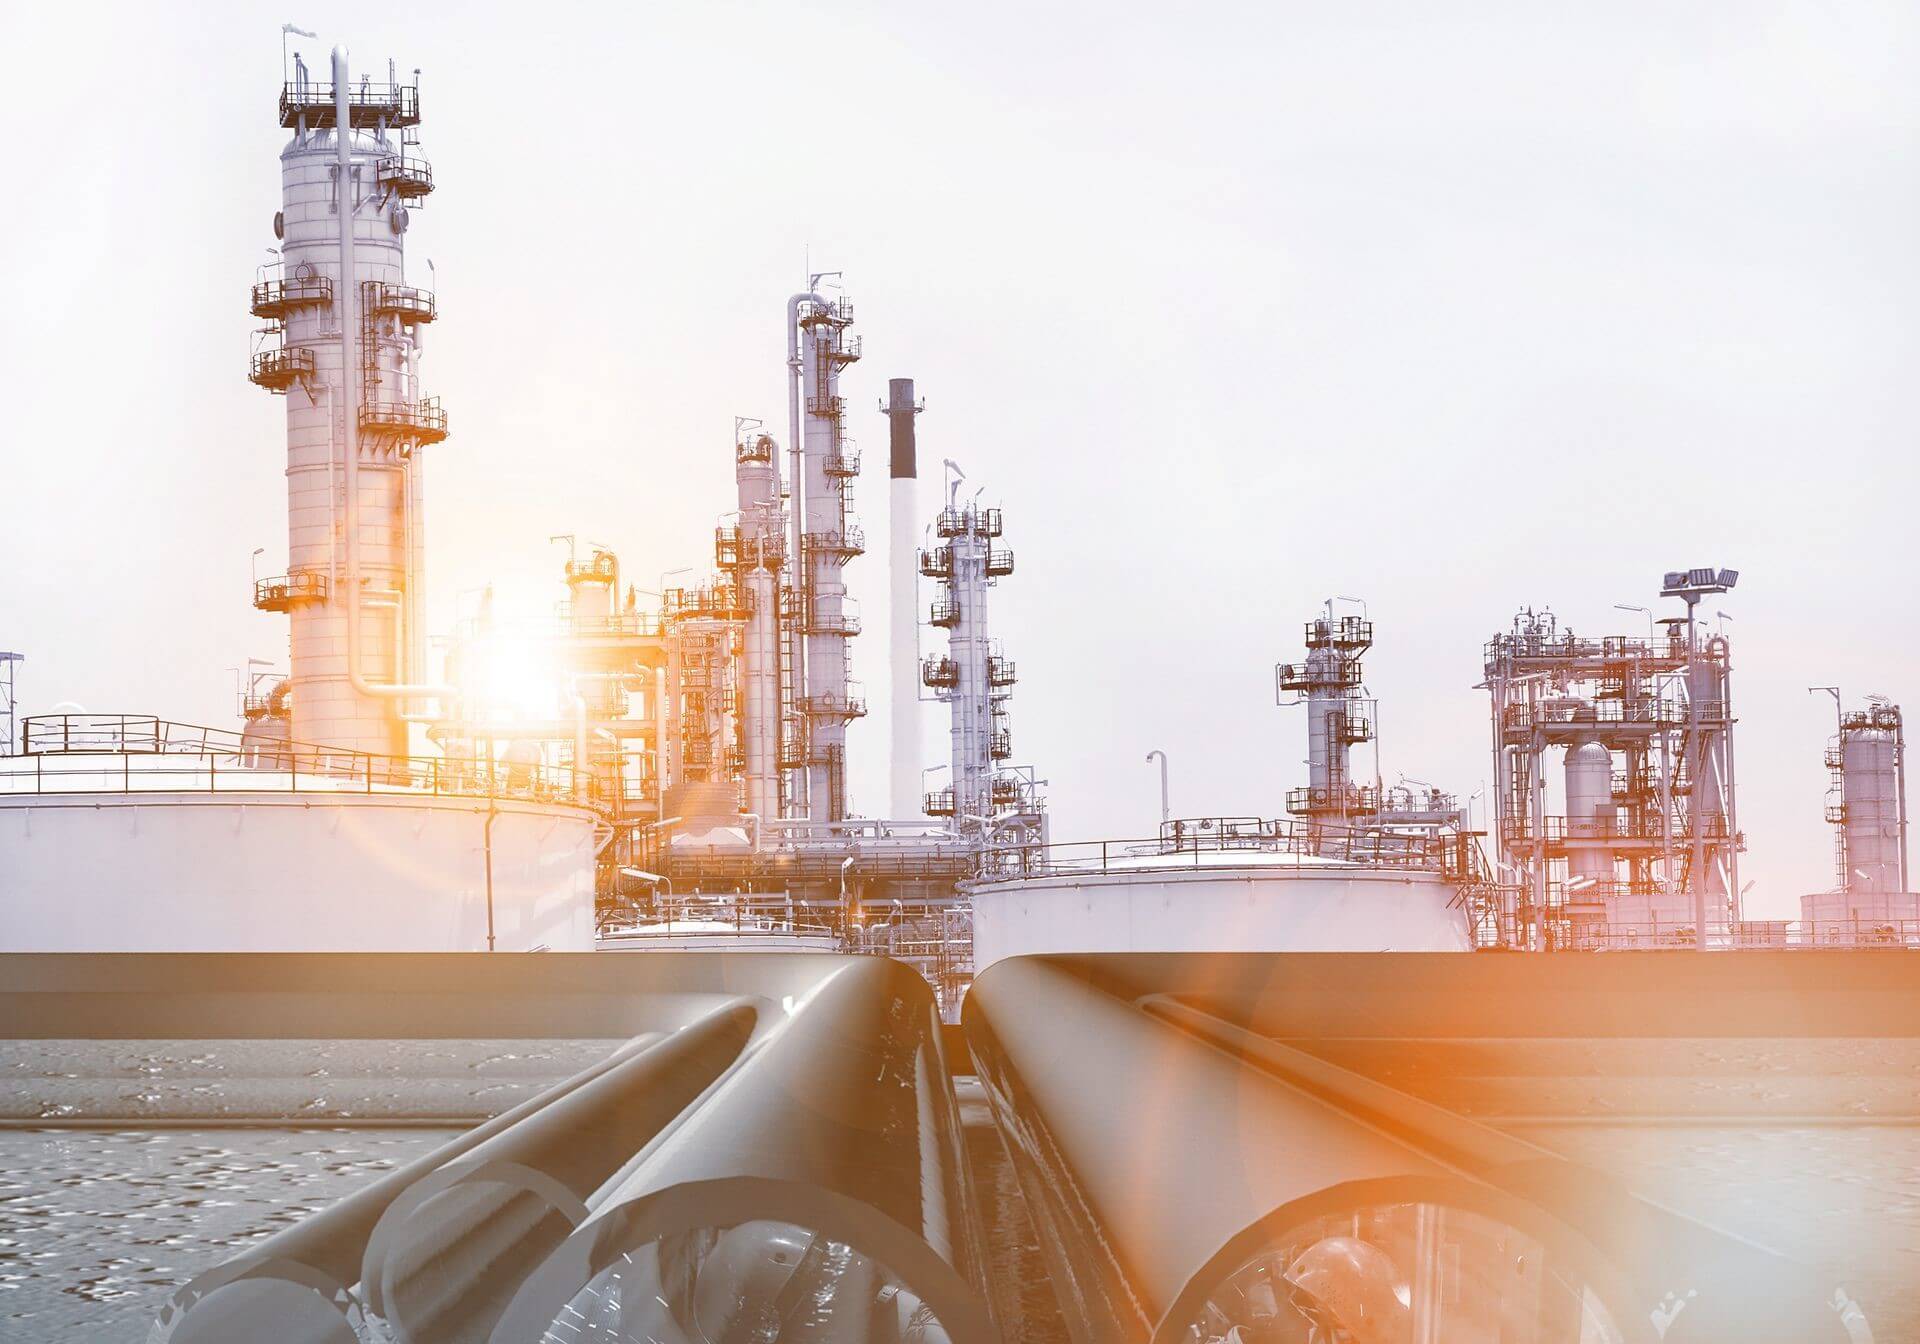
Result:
[67, 953, 996, 1344]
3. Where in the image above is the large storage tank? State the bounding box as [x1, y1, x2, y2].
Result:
[0, 787, 596, 953]
[967, 850, 1471, 972]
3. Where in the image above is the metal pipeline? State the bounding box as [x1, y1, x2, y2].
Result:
[146, 1027, 683, 1343]
[358, 1002, 760, 1342]
[964, 954, 1850, 1344]
[491, 955, 995, 1343]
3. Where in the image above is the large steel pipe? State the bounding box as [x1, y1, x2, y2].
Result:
[491, 956, 995, 1343]
[965, 955, 1854, 1344]
[358, 1002, 760, 1342]
[967, 956, 1658, 1344]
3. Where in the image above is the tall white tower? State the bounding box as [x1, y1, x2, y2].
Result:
[250, 50, 443, 759]
[1277, 615, 1376, 848]
[722, 432, 786, 822]
[791, 295, 864, 820]
[921, 485, 1031, 832]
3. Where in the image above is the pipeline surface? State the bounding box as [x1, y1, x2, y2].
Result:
[964, 953, 1876, 1344]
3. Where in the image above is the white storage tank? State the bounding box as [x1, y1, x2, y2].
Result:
[966, 849, 1471, 973]
[0, 787, 596, 953]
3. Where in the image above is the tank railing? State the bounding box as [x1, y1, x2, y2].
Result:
[976, 821, 1456, 884]
[1532, 918, 1920, 952]
[11, 714, 580, 803]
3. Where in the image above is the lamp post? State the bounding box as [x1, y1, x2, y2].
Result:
[1145, 749, 1169, 827]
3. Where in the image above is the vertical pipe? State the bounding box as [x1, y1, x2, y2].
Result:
[887, 378, 922, 818]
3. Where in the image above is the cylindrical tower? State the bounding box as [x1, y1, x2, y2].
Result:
[1563, 739, 1615, 886]
[726, 433, 785, 823]
[1839, 704, 1906, 896]
[921, 494, 1019, 829]
[250, 51, 444, 759]
[886, 378, 923, 819]
[1278, 616, 1375, 847]
[794, 296, 864, 820]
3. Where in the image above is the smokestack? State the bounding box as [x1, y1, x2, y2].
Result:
[887, 378, 923, 818]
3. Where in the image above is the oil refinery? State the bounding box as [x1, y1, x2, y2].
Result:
[1, 34, 1916, 1344]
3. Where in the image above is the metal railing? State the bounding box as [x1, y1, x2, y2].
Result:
[360, 396, 449, 442]
[253, 570, 329, 611]
[9, 714, 579, 803]
[976, 818, 1464, 884]
[250, 275, 333, 318]
[376, 154, 434, 198]
[279, 81, 421, 129]
[1500, 812, 1731, 842]
[249, 346, 315, 390]
[363, 281, 437, 322]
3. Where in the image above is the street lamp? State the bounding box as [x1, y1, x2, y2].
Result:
[250, 547, 266, 586]
[1613, 604, 1653, 644]
[1145, 749, 1169, 826]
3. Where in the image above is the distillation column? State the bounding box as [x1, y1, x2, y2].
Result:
[794, 297, 865, 820]
[1806, 701, 1914, 935]
[727, 433, 785, 823]
[886, 379, 924, 818]
[250, 51, 444, 758]
[1839, 704, 1907, 896]
[1278, 616, 1374, 849]
[921, 496, 1018, 827]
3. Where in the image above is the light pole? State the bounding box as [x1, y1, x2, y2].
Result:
[250, 547, 266, 587]
[1613, 603, 1653, 644]
[1145, 749, 1169, 827]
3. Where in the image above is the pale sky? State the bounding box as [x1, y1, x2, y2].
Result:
[4, 1, 1917, 916]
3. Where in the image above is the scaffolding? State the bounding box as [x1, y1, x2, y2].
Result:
[1482, 598, 1742, 951]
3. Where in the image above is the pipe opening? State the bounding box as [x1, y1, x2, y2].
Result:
[1178, 1202, 1627, 1344]
[528, 1219, 955, 1344]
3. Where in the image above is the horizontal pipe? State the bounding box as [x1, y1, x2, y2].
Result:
[964, 955, 1855, 1344]
[492, 956, 995, 1343]
[361, 1002, 760, 1342]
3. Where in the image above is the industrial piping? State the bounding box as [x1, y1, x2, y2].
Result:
[964, 954, 1853, 1344]
[491, 955, 994, 1342]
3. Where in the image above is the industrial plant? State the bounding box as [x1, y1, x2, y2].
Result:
[0, 37, 1915, 1342]
[2, 46, 1914, 992]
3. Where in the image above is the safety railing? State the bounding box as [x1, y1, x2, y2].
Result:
[279, 81, 421, 129]
[250, 275, 333, 318]
[249, 346, 315, 391]
[360, 396, 449, 443]
[1500, 812, 1731, 842]
[376, 154, 434, 198]
[975, 818, 1461, 884]
[253, 570, 329, 611]
[9, 714, 580, 803]
[363, 281, 437, 322]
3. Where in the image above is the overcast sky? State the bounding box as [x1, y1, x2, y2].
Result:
[4, 1, 1917, 916]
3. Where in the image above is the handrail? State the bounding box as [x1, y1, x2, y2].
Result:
[10, 714, 580, 804]
[973, 819, 1467, 884]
